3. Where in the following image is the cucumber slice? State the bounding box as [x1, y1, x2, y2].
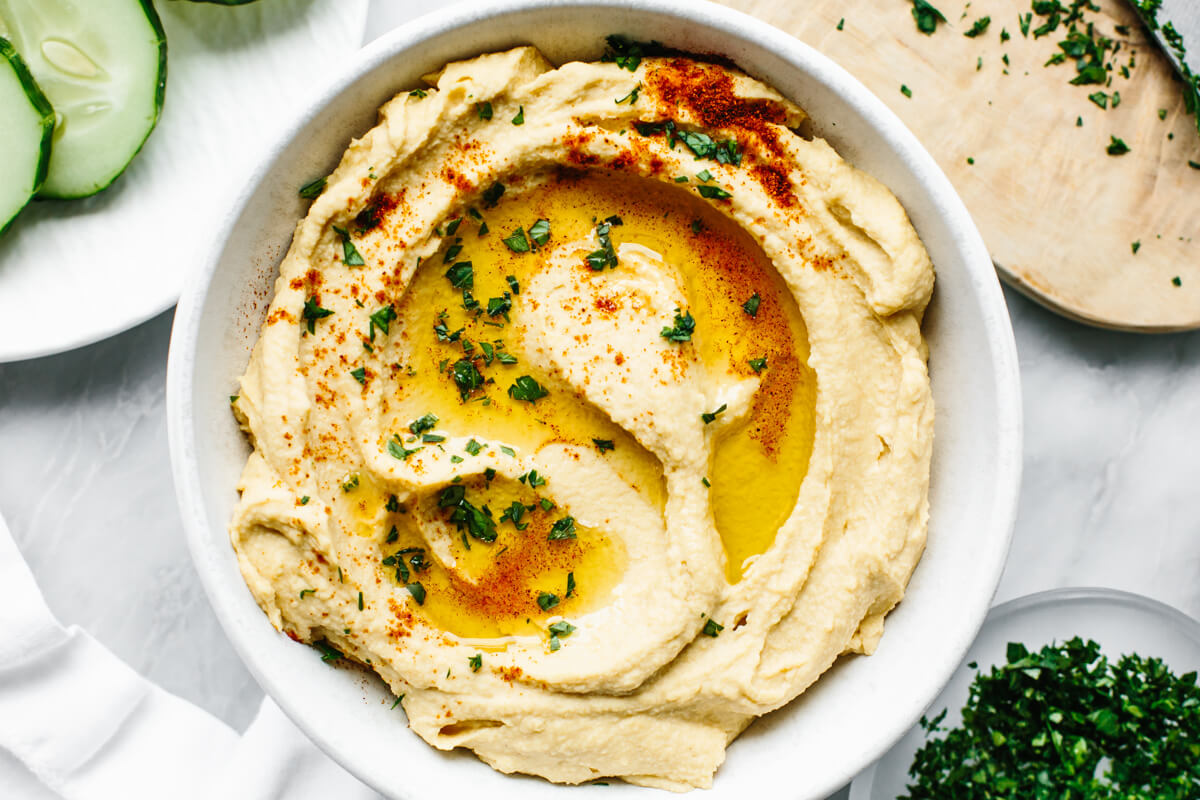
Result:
[0, 0, 166, 199]
[0, 36, 53, 234]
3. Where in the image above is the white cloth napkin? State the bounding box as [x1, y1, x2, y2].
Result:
[0, 512, 380, 800]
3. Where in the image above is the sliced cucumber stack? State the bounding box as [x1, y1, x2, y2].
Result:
[0, 36, 53, 233]
[0, 0, 166, 199]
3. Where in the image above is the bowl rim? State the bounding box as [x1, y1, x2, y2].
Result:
[166, 0, 1023, 796]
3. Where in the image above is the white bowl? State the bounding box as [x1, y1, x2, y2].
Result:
[166, 1, 1022, 797]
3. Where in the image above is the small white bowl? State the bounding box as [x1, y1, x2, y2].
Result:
[166, 2, 1022, 797]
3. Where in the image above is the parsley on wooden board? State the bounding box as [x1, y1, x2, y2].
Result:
[963, 16, 990, 37]
[902, 637, 1200, 799]
[910, 0, 946, 35]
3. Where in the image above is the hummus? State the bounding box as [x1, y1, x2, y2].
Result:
[230, 43, 934, 791]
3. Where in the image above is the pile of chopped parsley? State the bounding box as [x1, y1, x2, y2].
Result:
[905, 0, 1200, 156]
[902, 637, 1200, 799]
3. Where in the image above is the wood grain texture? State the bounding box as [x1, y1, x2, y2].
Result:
[718, 0, 1200, 330]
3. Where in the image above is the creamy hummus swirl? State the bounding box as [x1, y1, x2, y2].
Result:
[230, 45, 933, 790]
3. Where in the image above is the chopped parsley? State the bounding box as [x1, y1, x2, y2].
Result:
[299, 588, 315, 598]
[405, 582, 426, 605]
[701, 404, 727, 425]
[500, 501, 528, 530]
[528, 218, 551, 247]
[586, 216, 621, 270]
[537, 592, 560, 611]
[300, 495, 310, 505]
[677, 131, 743, 165]
[450, 358, 485, 400]
[508, 375, 549, 403]
[502, 228, 530, 252]
[548, 516, 577, 541]
[549, 619, 576, 649]
[409, 413, 438, 435]
[964, 16, 991, 37]
[298, 176, 326, 199]
[549, 620, 576, 637]
[302, 296, 334, 334]
[1172, 276, 1182, 287]
[487, 294, 513, 319]
[481, 182, 506, 208]
[444, 261, 474, 289]
[1106, 136, 1130, 156]
[702, 618, 724, 637]
[592, 438, 615, 453]
[601, 34, 656, 71]
[368, 305, 396, 341]
[331, 225, 365, 266]
[316, 641, 342, 662]
[615, 84, 641, 105]
[477, 101, 493, 120]
[1131, 240, 1141, 255]
[902, 638, 1200, 799]
[506, 275, 520, 294]
[468, 653, 482, 671]
[342, 473, 360, 492]
[357, 591, 364, 611]
[521, 469, 547, 488]
[511, 106, 524, 125]
[697, 184, 731, 200]
[660, 309, 696, 342]
[438, 485, 497, 543]
[910, 0, 946, 35]
[387, 435, 422, 461]
[465, 439, 484, 456]
[837, 17, 844, 30]
[409, 88, 427, 98]
[566, 572, 576, 598]
[749, 357, 767, 372]
[901, 84, 913, 98]
[743, 292, 761, 317]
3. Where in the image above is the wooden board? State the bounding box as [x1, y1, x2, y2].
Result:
[719, 0, 1200, 331]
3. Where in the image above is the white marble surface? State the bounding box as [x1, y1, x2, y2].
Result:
[4, 2, 1200, 796]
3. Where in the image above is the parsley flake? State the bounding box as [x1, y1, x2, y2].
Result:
[332, 225, 365, 266]
[302, 297, 334, 334]
[701, 404, 727, 425]
[299, 176, 326, 199]
[508, 375, 549, 403]
[548, 516, 577, 541]
[660, 309, 696, 342]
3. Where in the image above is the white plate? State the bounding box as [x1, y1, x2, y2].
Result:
[0, 0, 367, 363]
[166, 1, 1023, 797]
[849, 587, 1200, 800]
